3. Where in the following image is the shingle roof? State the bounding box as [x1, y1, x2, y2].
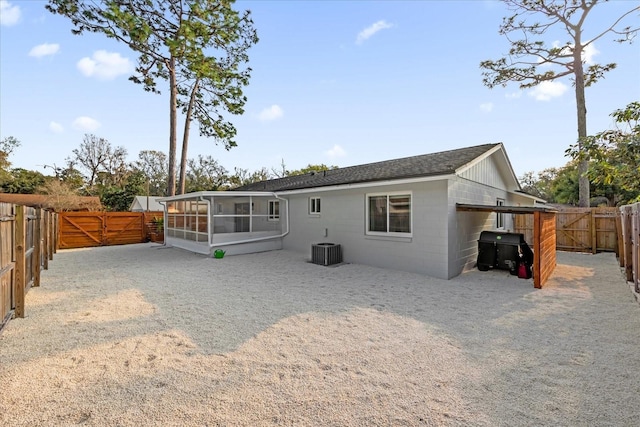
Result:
[235, 143, 501, 192]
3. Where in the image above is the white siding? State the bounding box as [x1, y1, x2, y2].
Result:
[446, 174, 538, 278]
[282, 180, 451, 278]
[447, 176, 510, 278]
[459, 153, 509, 190]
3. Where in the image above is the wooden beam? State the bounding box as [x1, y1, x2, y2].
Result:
[14, 205, 25, 318]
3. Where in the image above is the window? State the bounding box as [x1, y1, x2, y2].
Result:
[309, 197, 321, 214]
[268, 200, 280, 221]
[496, 198, 505, 229]
[367, 193, 411, 235]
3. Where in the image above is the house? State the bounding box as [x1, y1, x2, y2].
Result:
[129, 196, 164, 212]
[159, 143, 549, 280]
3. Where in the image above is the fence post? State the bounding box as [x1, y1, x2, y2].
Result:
[616, 211, 624, 267]
[623, 206, 633, 282]
[42, 210, 49, 270]
[590, 209, 597, 254]
[14, 205, 26, 318]
[54, 213, 59, 254]
[33, 209, 42, 287]
[633, 205, 639, 293]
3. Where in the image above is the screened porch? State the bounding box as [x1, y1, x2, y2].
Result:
[159, 192, 288, 256]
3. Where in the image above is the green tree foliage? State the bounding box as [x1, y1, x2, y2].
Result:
[227, 166, 271, 188]
[47, 0, 258, 197]
[481, 0, 639, 207]
[133, 150, 168, 196]
[567, 101, 640, 205]
[0, 168, 47, 194]
[99, 170, 147, 211]
[519, 168, 558, 201]
[286, 164, 337, 177]
[184, 154, 229, 192]
[0, 136, 20, 171]
[58, 164, 86, 191]
[550, 163, 580, 205]
[70, 134, 128, 188]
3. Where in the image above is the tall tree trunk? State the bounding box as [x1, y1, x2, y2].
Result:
[574, 39, 590, 207]
[167, 56, 178, 196]
[178, 79, 199, 195]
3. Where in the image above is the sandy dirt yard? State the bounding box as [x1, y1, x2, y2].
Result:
[1, 244, 639, 426]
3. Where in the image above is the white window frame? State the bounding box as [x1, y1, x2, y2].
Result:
[365, 191, 412, 237]
[268, 200, 280, 221]
[309, 197, 321, 215]
[496, 198, 505, 229]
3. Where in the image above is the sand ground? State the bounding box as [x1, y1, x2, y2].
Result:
[1, 244, 639, 426]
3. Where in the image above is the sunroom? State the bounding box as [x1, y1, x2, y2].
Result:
[158, 192, 288, 256]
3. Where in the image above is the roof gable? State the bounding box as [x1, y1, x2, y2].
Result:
[235, 143, 503, 192]
[130, 196, 164, 211]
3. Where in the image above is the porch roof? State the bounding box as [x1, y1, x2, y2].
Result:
[158, 191, 279, 203]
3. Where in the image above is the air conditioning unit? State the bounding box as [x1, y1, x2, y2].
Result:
[311, 243, 342, 266]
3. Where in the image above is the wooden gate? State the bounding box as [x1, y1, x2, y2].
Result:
[59, 212, 147, 249]
[0, 203, 15, 327]
[1, 204, 57, 331]
[515, 207, 618, 253]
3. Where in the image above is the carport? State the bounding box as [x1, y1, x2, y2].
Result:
[456, 204, 557, 288]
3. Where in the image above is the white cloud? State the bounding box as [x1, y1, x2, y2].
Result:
[258, 105, 284, 122]
[0, 0, 21, 26]
[505, 92, 522, 99]
[480, 103, 493, 113]
[528, 81, 568, 101]
[325, 144, 346, 159]
[548, 40, 599, 65]
[356, 20, 393, 45]
[581, 43, 599, 65]
[72, 116, 101, 132]
[49, 121, 64, 133]
[77, 50, 132, 80]
[29, 43, 60, 58]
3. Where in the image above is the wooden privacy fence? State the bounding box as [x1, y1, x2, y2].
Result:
[58, 211, 163, 249]
[515, 207, 618, 254]
[619, 203, 640, 293]
[0, 203, 58, 331]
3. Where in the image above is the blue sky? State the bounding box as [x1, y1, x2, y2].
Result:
[1, 0, 638, 180]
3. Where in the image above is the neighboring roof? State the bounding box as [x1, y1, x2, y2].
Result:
[129, 196, 164, 212]
[235, 143, 502, 192]
[0, 193, 102, 211]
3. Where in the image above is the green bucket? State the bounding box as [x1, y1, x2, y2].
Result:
[213, 249, 226, 259]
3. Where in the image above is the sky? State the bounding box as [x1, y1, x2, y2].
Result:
[1, 0, 639, 181]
